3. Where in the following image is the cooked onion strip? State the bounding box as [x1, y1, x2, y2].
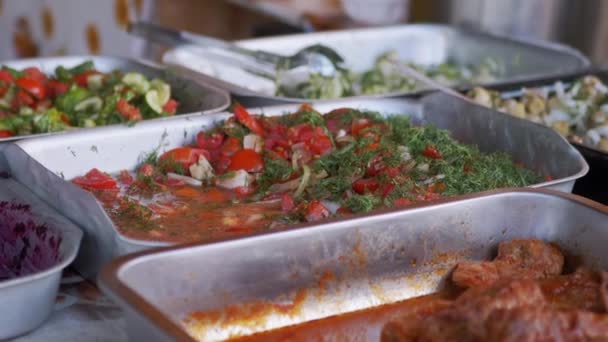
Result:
[167, 172, 202, 187]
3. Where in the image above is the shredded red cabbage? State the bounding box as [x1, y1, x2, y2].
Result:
[0, 201, 62, 281]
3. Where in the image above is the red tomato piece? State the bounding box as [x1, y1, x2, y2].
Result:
[381, 183, 395, 198]
[227, 149, 264, 172]
[351, 118, 373, 136]
[0, 130, 13, 138]
[287, 124, 315, 143]
[220, 137, 241, 157]
[423, 145, 442, 159]
[196, 131, 225, 150]
[46, 80, 69, 98]
[213, 156, 232, 175]
[427, 182, 446, 194]
[308, 128, 333, 156]
[233, 186, 255, 196]
[281, 193, 295, 212]
[162, 99, 178, 115]
[138, 164, 154, 177]
[159, 147, 209, 171]
[394, 198, 413, 207]
[233, 103, 265, 136]
[0, 70, 14, 83]
[72, 168, 117, 190]
[15, 77, 46, 100]
[116, 99, 142, 121]
[12, 90, 35, 109]
[336, 206, 352, 215]
[352, 178, 380, 194]
[0, 86, 8, 98]
[23, 67, 47, 83]
[74, 70, 100, 88]
[119, 170, 134, 185]
[366, 155, 386, 176]
[305, 200, 330, 222]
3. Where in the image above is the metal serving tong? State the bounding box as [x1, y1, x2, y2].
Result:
[128, 21, 344, 80]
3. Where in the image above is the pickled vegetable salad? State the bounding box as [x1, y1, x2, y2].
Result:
[0, 61, 178, 137]
[277, 51, 501, 99]
[72, 105, 542, 243]
[468, 75, 608, 152]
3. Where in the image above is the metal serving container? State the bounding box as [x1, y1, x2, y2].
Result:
[163, 23, 589, 104]
[5, 93, 587, 278]
[0, 55, 231, 143]
[97, 188, 608, 341]
[462, 69, 608, 204]
[0, 178, 82, 340]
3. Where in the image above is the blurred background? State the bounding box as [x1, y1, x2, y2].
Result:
[1, 0, 607, 64]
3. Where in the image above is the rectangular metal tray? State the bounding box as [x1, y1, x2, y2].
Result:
[0, 178, 82, 339]
[6, 93, 587, 278]
[0, 55, 231, 143]
[461, 69, 608, 204]
[163, 23, 589, 104]
[97, 188, 608, 341]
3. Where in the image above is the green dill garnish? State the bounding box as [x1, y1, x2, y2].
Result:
[157, 156, 186, 175]
[223, 121, 249, 139]
[343, 194, 380, 213]
[257, 157, 293, 192]
[288, 109, 325, 127]
[140, 150, 158, 166]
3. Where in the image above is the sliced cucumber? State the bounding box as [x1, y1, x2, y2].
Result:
[145, 90, 163, 114]
[83, 118, 96, 128]
[150, 79, 171, 106]
[122, 72, 150, 94]
[87, 74, 104, 90]
[74, 96, 103, 112]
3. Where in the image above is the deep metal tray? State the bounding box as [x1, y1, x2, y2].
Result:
[461, 69, 608, 204]
[0, 178, 82, 340]
[163, 23, 589, 104]
[6, 93, 587, 278]
[0, 55, 231, 143]
[98, 189, 608, 341]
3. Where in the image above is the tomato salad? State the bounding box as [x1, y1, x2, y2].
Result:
[73, 105, 542, 243]
[0, 61, 178, 137]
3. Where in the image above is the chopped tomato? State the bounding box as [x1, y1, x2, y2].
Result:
[233, 186, 255, 196]
[196, 132, 225, 150]
[116, 99, 142, 121]
[233, 103, 264, 136]
[0, 85, 8, 98]
[119, 170, 134, 185]
[220, 137, 241, 157]
[74, 70, 100, 88]
[23, 67, 47, 83]
[228, 149, 264, 172]
[352, 178, 380, 194]
[308, 132, 333, 156]
[381, 166, 401, 178]
[12, 90, 35, 109]
[381, 183, 395, 198]
[138, 163, 154, 177]
[162, 99, 178, 115]
[213, 156, 232, 175]
[72, 168, 117, 190]
[159, 147, 209, 171]
[46, 80, 69, 98]
[281, 193, 295, 212]
[423, 145, 442, 159]
[336, 206, 352, 215]
[366, 156, 386, 176]
[305, 200, 330, 222]
[427, 182, 446, 193]
[0, 130, 13, 138]
[15, 77, 46, 100]
[0, 70, 14, 83]
[394, 198, 413, 207]
[351, 118, 373, 136]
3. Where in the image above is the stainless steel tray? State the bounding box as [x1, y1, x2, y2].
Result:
[98, 189, 608, 341]
[460, 69, 608, 205]
[0, 55, 231, 143]
[6, 93, 587, 278]
[0, 178, 82, 340]
[163, 23, 589, 104]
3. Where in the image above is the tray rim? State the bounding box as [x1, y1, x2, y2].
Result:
[98, 187, 608, 342]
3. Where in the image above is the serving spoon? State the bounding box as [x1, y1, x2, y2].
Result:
[128, 21, 344, 81]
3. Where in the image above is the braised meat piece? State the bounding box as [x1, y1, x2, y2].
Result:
[452, 239, 564, 288]
[541, 268, 607, 313]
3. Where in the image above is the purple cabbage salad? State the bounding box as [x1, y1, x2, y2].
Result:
[0, 201, 62, 281]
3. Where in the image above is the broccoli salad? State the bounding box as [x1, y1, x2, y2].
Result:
[276, 51, 501, 99]
[468, 75, 608, 152]
[0, 61, 179, 137]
